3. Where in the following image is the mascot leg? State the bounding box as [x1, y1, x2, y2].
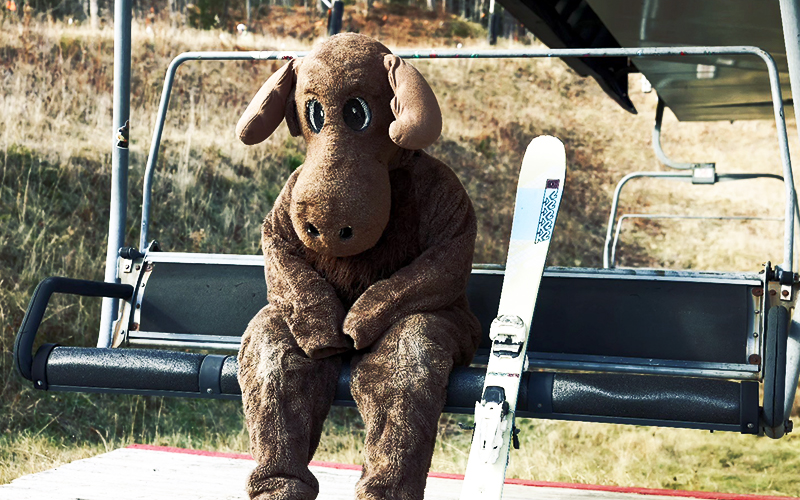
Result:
[351, 310, 476, 500]
[238, 305, 342, 500]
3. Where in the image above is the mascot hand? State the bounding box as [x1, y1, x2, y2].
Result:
[342, 290, 393, 349]
[290, 306, 353, 359]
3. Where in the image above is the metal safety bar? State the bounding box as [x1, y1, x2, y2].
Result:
[609, 214, 784, 268]
[138, 45, 797, 278]
[602, 172, 796, 268]
[653, 96, 714, 171]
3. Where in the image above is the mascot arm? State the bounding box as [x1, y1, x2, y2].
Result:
[263, 183, 352, 359]
[344, 170, 476, 349]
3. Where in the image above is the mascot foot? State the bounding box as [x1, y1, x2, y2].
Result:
[247, 470, 318, 500]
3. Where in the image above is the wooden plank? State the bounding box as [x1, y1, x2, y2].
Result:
[0, 447, 793, 500]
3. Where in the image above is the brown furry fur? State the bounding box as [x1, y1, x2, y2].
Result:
[236, 33, 481, 500]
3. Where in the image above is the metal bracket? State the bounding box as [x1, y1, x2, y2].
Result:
[111, 250, 147, 348]
[766, 262, 797, 302]
[691, 164, 717, 184]
[490, 315, 526, 358]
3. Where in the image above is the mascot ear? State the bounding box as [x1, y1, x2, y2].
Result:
[384, 54, 442, 150]
[236, 59, 300, 145]
[284, 91, 302, 138]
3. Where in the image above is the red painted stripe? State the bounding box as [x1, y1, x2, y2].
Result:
[128, 444, 253, 460]
[427, 472, 799, 500]
[126, 445, 797, 500]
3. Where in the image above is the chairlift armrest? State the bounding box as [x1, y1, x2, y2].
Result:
[14, 277, 134, 381]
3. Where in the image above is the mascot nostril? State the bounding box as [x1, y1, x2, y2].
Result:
[339, 227, 353, 240]
[306, 223, 320, 238]
[236, 33, 480, 500]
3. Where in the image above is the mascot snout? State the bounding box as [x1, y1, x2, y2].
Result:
[290, 159, 391, 257]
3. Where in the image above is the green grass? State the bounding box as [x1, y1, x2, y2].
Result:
[1, 13, 800, 496]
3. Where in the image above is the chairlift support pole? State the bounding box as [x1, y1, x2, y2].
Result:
[99, 0, 132, 348]
[778, 0, 800, 431]
[487, 0, 499, 45]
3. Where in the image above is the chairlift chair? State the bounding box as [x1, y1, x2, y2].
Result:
[13, 42, 800, 448]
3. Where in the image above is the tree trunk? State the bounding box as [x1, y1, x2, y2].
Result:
[426, 0, 435, 11]
[89, 0, 98, 29]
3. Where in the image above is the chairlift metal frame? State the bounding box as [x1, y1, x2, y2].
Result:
[12, 0, 800, 453]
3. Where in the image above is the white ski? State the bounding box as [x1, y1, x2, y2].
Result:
[460, 135, 566, 500]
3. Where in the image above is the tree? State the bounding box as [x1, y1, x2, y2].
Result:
[89, 0, 98, 28]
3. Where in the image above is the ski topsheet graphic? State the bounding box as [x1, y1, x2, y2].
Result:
[460, 135, 566, 500]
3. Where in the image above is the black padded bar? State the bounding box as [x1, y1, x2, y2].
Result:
[548, 373, 741, 424]
[517, 373, 757, 434]
[763, 305, 789, 433]
[14, 277, 134, 381]
[220, 356, 240, 395]
[36, 347, 755, 433]
[44, 347, 203, 393]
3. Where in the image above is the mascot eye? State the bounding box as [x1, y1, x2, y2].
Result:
[343, 97, 371, 131]
[306, 99, 324, 133]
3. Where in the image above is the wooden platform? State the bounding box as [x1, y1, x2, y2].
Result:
[1, 445, 796, 500]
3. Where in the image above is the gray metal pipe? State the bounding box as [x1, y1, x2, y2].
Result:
[610, 214, 785, 268]
[604, 172, 791, 268]
[138, 51, 302, 250]
[603, 171, 692, 268]
[652, 97, 712, 170]
[98, 0, 132, 348]
[138, 46, 797, 276]
[779, 0, 800, 176]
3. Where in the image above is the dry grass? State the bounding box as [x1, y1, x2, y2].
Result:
[2, 10, 800, 495]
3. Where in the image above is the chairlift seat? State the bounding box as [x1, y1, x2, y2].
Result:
[16, 250, 772, 435]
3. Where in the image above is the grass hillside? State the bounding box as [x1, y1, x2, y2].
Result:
[1, 7, 799, 495]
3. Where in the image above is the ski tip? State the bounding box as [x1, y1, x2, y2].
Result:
[527, 135, 564, 151]
[519, 136, 566, 187]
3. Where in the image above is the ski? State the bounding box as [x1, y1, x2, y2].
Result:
[459, 135, 566, 500]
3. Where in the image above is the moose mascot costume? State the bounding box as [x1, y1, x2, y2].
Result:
[236, 33, 482, 500]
